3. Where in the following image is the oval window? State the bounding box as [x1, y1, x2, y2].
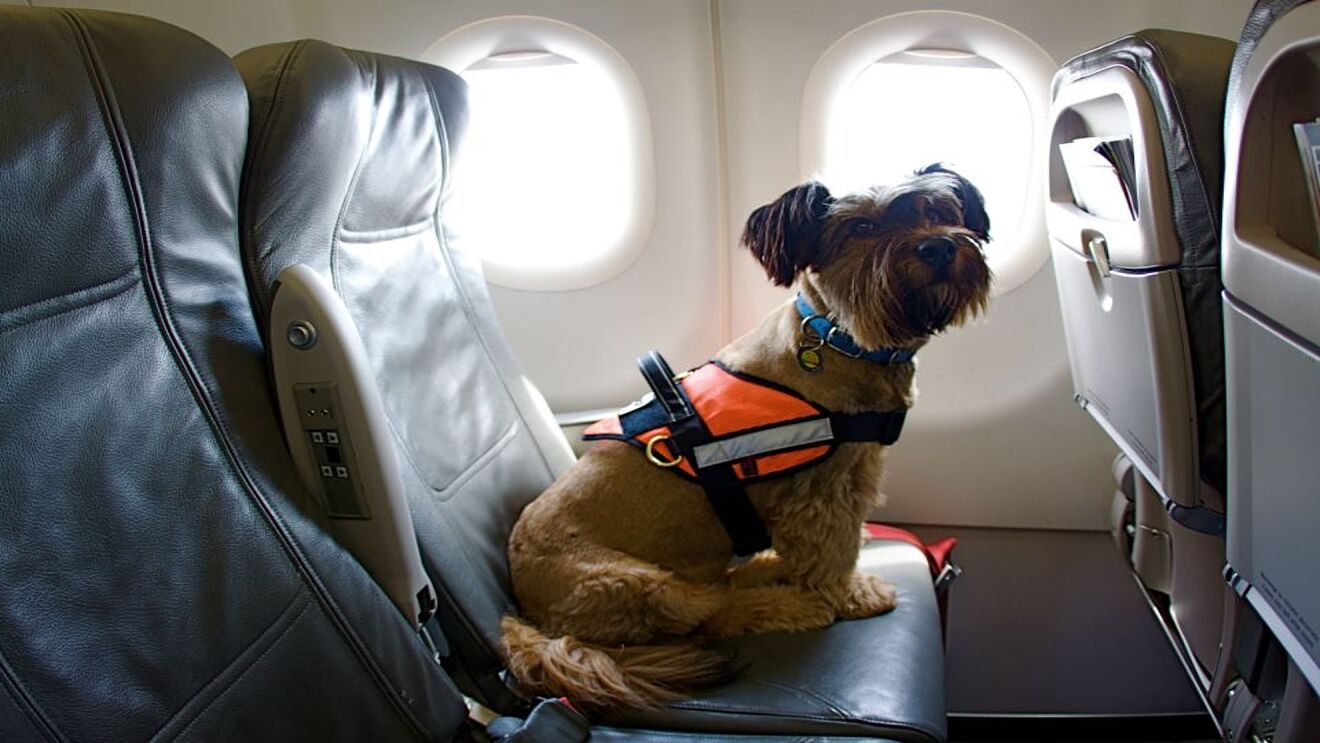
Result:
[802, 11, 1056, 295]
[424, 18, 655, 291]
[825, 52, 1033, 246]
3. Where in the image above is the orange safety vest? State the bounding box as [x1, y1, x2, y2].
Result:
[584, 352, 907, 554]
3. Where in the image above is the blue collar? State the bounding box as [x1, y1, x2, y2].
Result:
[795, 294, 917, 364]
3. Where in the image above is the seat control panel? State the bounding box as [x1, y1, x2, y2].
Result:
[293, 383, 368, 519]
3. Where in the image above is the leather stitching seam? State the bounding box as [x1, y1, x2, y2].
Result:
[164, 598, 313, 741]
[149, 593, 306, 739]
[0, 269, 138, 335]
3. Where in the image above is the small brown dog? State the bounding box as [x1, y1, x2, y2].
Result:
[502, 164, 992, 710]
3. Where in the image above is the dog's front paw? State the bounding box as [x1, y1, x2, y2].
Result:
[727, 551, 787, 588]
[836, 572, 898, 620]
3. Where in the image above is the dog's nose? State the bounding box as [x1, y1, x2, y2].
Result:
[917, 237, 957, 269]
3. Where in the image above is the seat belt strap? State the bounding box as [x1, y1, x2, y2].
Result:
[863, 523, 958, 588]
[864, 523, 959, 644]
[486, 698, 589, 742]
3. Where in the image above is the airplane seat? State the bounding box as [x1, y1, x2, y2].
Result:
[1046, 30, 1236, 698]
[235, 39, 949, 742]
[1218, 0, 1320, 738]
[0, 7, 470, 741]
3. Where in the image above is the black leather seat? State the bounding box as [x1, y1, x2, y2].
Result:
[0, 8, 466, 740]
[236, 39, 948, 742]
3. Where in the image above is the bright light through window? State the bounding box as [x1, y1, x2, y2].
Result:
[447, 56, 632, 277]
[825, 55, 1033, 245]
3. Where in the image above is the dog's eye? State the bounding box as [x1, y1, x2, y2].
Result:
[848, 220, 878, 237]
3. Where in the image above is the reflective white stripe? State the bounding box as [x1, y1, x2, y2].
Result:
[692, 418, 834, 469]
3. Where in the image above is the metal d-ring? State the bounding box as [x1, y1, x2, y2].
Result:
[798, 313, 826, 349]
[645, 434, 684, 468]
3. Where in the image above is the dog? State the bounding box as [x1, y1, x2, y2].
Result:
[501, 164, 992, 710]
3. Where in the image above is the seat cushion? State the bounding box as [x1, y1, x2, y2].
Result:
[602, 540, 946, 742]
[1053, 30, 1236, 495]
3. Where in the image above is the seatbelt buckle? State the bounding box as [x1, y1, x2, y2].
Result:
[934, 560, 962, 595]
[485, 697, 590, 742]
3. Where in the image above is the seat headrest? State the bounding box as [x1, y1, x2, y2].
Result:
[1226, 0, 1313, 118]
[235, 40, 469, 323]
[0, 6, 248, 320]
[1053, 30, 1235, 248]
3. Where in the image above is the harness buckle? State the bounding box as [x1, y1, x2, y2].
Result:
[644, 434, 684, 469]
[825, 326, 865, 358]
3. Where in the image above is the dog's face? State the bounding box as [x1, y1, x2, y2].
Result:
[741, 164, 993, 350]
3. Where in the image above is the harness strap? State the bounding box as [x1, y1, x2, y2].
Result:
[686, 462, 772, 556]
[830, 410, 908, 445]
[637, 351, 692, 422]
[636, 353, 772, 556]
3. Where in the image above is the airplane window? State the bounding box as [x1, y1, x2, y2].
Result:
[448, 54, 630, 282]
[824, 52, 1032, 246]
[801, 12, 1057, 296]
[424, 18, 655, 291]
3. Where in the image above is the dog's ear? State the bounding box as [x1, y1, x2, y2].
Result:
[917, 163, 991, 242]
[740, 181, 833, 287]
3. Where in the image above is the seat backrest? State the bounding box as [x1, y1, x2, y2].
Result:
[0, 8, 465, 740]
[236, 40, 575, 710]
[1221, 0, 1320, 718]
[1046, 29, 1237, 687]
[1047, 29, 1234, 512]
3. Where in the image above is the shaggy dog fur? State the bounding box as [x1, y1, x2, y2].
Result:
[502, 164, 993, 710]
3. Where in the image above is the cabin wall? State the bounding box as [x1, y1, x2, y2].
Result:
[716, 0, 1251, 530]
[22, 0, 1255, 529]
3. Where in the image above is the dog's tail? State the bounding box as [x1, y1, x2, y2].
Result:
[500, 615, 736, 710]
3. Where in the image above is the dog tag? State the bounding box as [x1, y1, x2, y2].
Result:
[797, 345, 823, 372]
